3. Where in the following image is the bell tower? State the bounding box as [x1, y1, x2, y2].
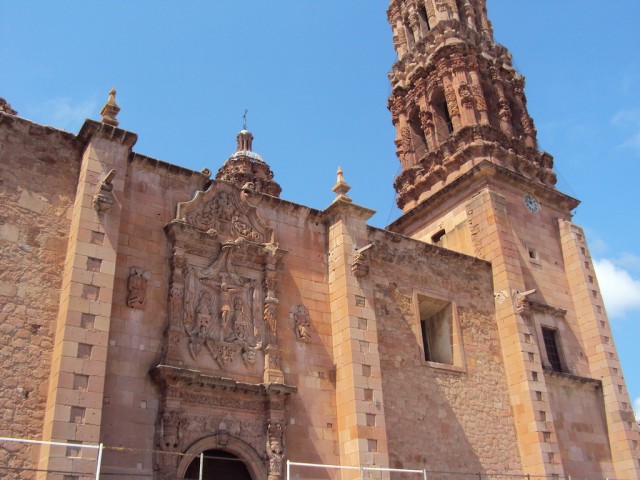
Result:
[387, 0, 554, 212]
[387, 1, 640, 479]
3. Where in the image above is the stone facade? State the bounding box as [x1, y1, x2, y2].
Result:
[0, 1, 639, 479]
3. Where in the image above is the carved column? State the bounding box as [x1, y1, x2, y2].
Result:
[490, 67, 514, 136]
[468, 69, 489, 125]
[511, 77, 537, 148]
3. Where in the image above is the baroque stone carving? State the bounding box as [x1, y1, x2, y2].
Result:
[161, 410, 182, 451]
[266, 420, 285, 480]
[444, 83, 460, 116]
[165, 183, 287, 381]
[93, 169, 117, 213]
[291, 305, 311, 343]
[127, 267, 151, 309]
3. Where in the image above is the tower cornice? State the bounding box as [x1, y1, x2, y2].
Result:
[388, 159, 579, 235]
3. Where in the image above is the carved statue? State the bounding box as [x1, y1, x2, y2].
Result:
[291, 305, 311, 343]
[266, 420, 284, 479]
[127, 267, 150, 308]
[219, 283, 236, 341]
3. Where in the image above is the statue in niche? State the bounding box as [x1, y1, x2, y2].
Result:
[219, 282, 236, 341]
[233, 295, 250, 341]
[127, 267, 151, 308]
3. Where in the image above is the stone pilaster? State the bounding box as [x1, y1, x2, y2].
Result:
[467, 188, 563, 477]
[559, 220, 640, 480]
[323, 199, 390, 475]
[37, 120, 136, 479]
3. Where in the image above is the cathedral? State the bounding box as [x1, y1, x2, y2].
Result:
[0, 1, 639, 479]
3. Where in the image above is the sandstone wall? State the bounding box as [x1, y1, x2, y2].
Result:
[99, 155, 209, 471]
[546, 373, 614, 479]
[253, 196, 339, 467]
[368, 228, 523, 475]
[0, 114, 81, 461]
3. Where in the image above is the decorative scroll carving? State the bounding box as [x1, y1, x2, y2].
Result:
[291, 305, 311, 343]
[161, 410, 182, 451]
[177, 185, 272, 244]
[127, 267, 151, 309]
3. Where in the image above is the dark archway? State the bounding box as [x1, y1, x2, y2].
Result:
[184, 450, 253, 480]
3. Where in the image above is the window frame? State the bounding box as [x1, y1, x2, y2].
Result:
[413, 290, 466, 373]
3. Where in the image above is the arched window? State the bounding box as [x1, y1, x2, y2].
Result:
[431, 87, 454, 143]
[418, 4, 431, 33]
[408, 108, 428, 160]
[405, 22, 416, 50]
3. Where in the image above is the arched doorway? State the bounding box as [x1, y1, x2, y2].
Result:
[184, 449, 252, 480]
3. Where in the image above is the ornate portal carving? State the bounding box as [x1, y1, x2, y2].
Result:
[165, 183, 287, 379]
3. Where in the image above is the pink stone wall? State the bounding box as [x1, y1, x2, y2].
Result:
[0, 115, 81, 464]
[368, 228, 523, 474]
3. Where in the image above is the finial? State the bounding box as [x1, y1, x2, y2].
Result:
[100, 87, 121, 127]
[331, 166, 352, 203]
[242, 109, 249, 130]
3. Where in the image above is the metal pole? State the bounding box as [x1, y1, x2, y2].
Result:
[199, 452, 204, 480]
[287, 459, 291, 480]
[95, 443, 103, 480]
[423, 469, 428, 480]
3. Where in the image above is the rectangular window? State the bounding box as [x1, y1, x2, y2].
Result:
[419, 296, 453, 364]
[542, 327, 563, 372]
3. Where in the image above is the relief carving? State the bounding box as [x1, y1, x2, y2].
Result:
[127, 267, 151, 309]
[168, 184, 286, 375]
[401, 126, 414, 153]
[161, 410, 182, 451]
[471, 85, 487, 111]
[444, 83, 460, 117]
[266, 420, 285, 480]
[458, 83, 474, 109]
[291, 305, 312, 343]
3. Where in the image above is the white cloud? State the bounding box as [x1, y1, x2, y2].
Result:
[634, 397, 640, 421]
[28, 97, 98, 132]
[593, 258, 640, 319]
[612, 110, 640, 154]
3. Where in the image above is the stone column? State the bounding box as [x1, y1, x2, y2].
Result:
[323, 196, 390, 477]
[559, 220, 640, 480]
[37, 120, 136, 479]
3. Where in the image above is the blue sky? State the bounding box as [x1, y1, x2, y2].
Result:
[2, 1, 639, 419]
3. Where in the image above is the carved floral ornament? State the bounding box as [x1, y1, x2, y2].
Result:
[166, 183, 287, 375]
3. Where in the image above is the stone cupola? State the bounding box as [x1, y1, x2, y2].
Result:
[215, 129, 282, 197]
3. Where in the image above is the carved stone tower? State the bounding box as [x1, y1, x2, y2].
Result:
[387, 1, 640, 479]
